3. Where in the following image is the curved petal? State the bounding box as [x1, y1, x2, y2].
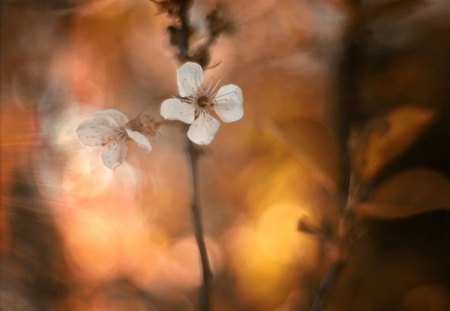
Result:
[214, 84, 244, 123]
[177, 62, 203, 97]
[76, 109, 128, 147]
[160, 98, 195, 124]
[187, 112, 220, 145]
[101, 141, 128, 170]
[92, 109, 129, 127]
[125, 128, 152, 151]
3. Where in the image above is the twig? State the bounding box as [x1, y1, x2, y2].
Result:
[310, 261, 345, 311]
[309, 13, 354, 309]
[178, 1, 191, 61]
[187, 141, 213, 311]
[172, 2, 213, 309]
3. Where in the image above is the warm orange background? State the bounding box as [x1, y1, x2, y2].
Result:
[1, 1, 449, 311]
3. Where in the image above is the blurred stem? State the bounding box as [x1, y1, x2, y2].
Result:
[176, 1, 213, 309]
[178, 0, 192, 61]
[187, 140, 213, 311]
[310, 261, 345, 311]
[309, 14, 354, 309]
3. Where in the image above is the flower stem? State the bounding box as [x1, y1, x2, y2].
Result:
[166, 1, 212, 308]
[179, 1, 190, 61]
[310, 260, 345, 311]
[187, 140, 213, 311]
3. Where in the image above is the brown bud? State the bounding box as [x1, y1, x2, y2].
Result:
[126, 115, 160, 138]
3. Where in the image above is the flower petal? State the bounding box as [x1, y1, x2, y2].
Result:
[187, 112, 220, 145]
[92, 109, 129, 127]
[177, 62, 203, 97]
[214, 84, 244, 123]
[101, 141, 128, 170]
[76, 109, 129, 147]
[125, 128, 152, 151]
[160, 98, 195, 124]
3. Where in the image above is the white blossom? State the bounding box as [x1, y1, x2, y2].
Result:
[160, 62, 243, 145]
[76, 109, 152, 170]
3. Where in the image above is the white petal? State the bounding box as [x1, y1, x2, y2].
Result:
[160, 98, 195, 124]
[76, 109, 128, 147]
[125, 128, 152, 151]
[177, 62, 203, 97]
[214, 84, 244, 123]
[101, 141, 128, 170]
[92, 109, 129, 127]
[187, 112, 220, 145]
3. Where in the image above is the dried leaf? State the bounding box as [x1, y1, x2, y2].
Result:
[353, 106, 435, 179]
[352, 168, 450, 219]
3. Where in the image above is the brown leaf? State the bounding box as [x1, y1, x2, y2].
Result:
[353, 106, 435, 179]
[401, 284, 450, 311]
[352, 168, 450, 219]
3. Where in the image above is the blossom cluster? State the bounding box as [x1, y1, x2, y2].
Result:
[76, 62, 244, 169]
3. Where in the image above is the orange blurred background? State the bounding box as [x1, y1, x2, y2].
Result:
[2, 0, 449, 311]
[1, 1, 342, 309]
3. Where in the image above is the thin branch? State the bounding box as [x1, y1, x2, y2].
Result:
[310, 261, 345, 311]
[187, 140, 213, 311]
[309, 14, 355, 310]
[179, 14, 188, 58]
[178, 0, 192, 61]
[174, 1, 213, 309]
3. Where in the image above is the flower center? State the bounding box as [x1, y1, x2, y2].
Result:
[196, 95, 211, 109]
[101, 128, 127, 146]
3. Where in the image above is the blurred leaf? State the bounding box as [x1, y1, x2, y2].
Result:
[401, 284, 450, 311]
[352, 168, 450, 219]
[206, 4, 236, 40]
[265, 118, 338, 193]
[353, 106, 435, 179]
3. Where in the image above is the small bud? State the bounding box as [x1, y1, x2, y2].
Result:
[126, 115, 160, 139]
[298, 217, 319, 235]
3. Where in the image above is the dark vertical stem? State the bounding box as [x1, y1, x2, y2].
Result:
[178, 0, 192, 61]
[187, 140, 213, 311]
[175, 2, 213, 309]
[309, 8, 358, 311]
[175, 1, 213, 309]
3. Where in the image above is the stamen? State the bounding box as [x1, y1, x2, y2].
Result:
[206, 79, 215, 93]
[210, 78, 222, 96]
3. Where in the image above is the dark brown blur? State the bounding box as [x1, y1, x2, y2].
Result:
[1, 0, 449, 311]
